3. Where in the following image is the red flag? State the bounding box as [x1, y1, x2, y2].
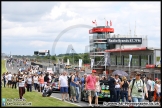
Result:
[110, 20, 112, 26]
[106, 21, 108, 26]
[92, 21, 95, 24]
[92, 20, 97, 26]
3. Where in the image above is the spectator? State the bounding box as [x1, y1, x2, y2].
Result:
[44, 73, 49, 85]
[74, 71, 80, 102]
[58, 72, 68, 101]
[114, 74, 121, 102]
[128, 72, 148, 106]
[38, 74, 44, 92]
[49, 73, 52, 83]
[94, 76, 101, 107]
[120, 76, 129, 102]
[70, 72, 77, 102]
[154, 80, 161, 102]
[26, 75, 33, 92]
[128, 76, 133, 83]
[33, 74, 38, 91]
[85, 70, 96, 107]
[147, 77, 154, 102]
[12, 73, 17, 89]
[43, 83, 53, 97]
[2, 73, 7, 88]
[108, 74, 116, 102]
[81, 74, 87, 91]
[18, 73, 25, 99]
[68, 72, 72, 100]
[7, 72, 12, 88]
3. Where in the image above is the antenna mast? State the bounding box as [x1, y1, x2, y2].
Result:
[129, 22, 131, 37]
[134, 21, 136, 37]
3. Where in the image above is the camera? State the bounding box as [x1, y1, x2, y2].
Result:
[138, 89, 142, 92]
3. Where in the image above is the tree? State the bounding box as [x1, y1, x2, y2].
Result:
[51, 55, 56, 61]
[63, 56, 70, 63]
[83, 53, 90, 64]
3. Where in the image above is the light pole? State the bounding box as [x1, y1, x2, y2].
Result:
[93, 47, 96, 69]
[72, 48, 74, 66]
[48, 50, 50, 67]
[120, 40, 122, 70]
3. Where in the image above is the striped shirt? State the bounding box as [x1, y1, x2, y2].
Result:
[18, 76, 25, 87]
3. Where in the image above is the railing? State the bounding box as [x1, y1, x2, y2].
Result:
[110, 34, 147, 38]
[90, 48, 107, 52]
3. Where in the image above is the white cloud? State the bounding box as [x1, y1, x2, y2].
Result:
[2, 2, 160, 55]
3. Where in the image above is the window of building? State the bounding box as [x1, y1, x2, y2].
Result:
[149, 55, 154, 64]
[110, 55, 116, 65]
[117, 56, 122, 65]
[94, 43, 107, 52]
[132, 55, 139, 66]
[107, 44, 115, 49]
[141, 55, 148, 67]
[124, 55, 129, 66]
[155, 73, 161, 80]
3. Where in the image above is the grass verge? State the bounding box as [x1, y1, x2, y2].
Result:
[2, 88, 78, 107]
[1, 60, 78, 107]
[1, 60, 7, 74]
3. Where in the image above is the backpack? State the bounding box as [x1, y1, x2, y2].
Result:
[122, 81, 129, 91]
[131, 79, 144, 94]
[68, 76, 71, 86]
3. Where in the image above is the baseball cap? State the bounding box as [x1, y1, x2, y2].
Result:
[92, 70, 96, 73]
[155, 78, 158, 80]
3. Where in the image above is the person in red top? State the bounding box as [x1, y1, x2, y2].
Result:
[38, 74, 44, 92]
[85, 70, 96, 107]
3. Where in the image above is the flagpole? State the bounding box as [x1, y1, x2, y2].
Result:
[104, 18, 106, 38]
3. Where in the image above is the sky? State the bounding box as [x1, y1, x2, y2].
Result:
[2, 1, 160, 56]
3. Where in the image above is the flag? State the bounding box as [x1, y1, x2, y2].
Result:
[91, 59, 94, 69]
[67, 59, 69, 65]
[106, 21, 108, 26]
[128, 54, 132, 67]
[79, 59, 82, 68]
[92, 20, 97, 26]
[110, 20, 112, 26]
[104, 18, 108, 27]
[104, 52, 111, 67]
[58, 59, 60, 64]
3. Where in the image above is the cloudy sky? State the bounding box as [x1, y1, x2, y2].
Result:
[2, 2, 160, 56]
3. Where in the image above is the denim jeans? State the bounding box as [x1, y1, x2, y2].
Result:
[132, 97, 143, 107]
[115, 88, 120, 102]
[120, 91, 128, 102]
[27, 84, 32, 92]
[34, 83, 38, 90]
[110, 88, 117, 102]
[75, 86, 80, 101]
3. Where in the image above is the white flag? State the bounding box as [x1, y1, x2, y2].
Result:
[128, 54, 132, 67]
[58, 59, 60, 64]
[67, 59, 69, 65]
[91, 59, 94, 69]
[79, 59, 82, 67]
[105, 57, 107, 69]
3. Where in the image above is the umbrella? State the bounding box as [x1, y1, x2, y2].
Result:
[112, 70, 128, 76]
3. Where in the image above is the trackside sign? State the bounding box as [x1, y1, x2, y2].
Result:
[107, 38, 142, 44]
